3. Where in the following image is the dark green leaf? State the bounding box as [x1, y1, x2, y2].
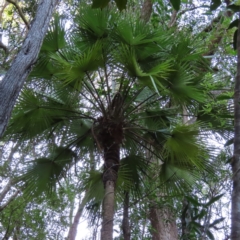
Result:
[227, 4, 240, 12]
[226, 156, 233, 164]
[224, 137, 234, 147]
[228, 19, 239, 30]
[233, 29, 238, 50]
[205, 194, 224, 207]
[114, 0, 127, 10]
[197, 209, 208, 219]
[92, 0, 110, 8]
[209, 217, 225, 227]
[185, 196, 202, 206]
[210, 0, 221, 11]
[206, 229, 215, 240]
[170, 0, 181, 11]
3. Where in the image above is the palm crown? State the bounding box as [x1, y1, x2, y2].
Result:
[5, 6, 214, 239]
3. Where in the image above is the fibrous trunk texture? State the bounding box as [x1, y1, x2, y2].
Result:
[101, 180, 115, 240]
[149, 206, 178, 240]
[232, 15, 240, 240]
[0, 0, 59, 137]
[122, 192, 131, 240]
[101, 139, 120, 240]
[140, 0, 153, 23]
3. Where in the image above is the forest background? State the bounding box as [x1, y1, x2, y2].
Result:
[0, 0, 239, 239]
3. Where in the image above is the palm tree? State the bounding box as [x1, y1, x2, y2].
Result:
[5, 5, 214, 240]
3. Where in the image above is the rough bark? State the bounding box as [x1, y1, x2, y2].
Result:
[100, 137, 120, 240]
[101, 180, 115, 240]
[140, 0, 153, 23]
[231, 14, 240, 240]
[0, 0, 59, 138]
[149, 206, 178, 240]
[67, 197, 85, 240]
[122, 192, 131, 240]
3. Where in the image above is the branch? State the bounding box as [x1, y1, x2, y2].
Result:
[168, 10, 178, 28]
[0, 190, 20, 211]
[6, 0, 30, 30]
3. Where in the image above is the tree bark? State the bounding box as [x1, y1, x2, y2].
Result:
[122, 192, 131, 240]
[149, 205, 178, 240]
[231, 14, 240, 240]
[140, 0, 153, 23]
[100, 139, 120, 240]
[0, 0, 59, 138]
[67, 196, 85, 240]
[101, 180, 115, 240]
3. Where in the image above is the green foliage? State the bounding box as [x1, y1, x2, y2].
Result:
[170, 0, 181, 11]
[210, 0, 221, 11]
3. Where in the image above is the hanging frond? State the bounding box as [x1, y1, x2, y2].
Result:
[20, 146, 76, 197]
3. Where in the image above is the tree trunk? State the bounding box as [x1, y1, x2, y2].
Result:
[101, 180, 115, 240]
[140, 0, 153, 23]
[67, 196, 85, 240]
[100, 140, 120, 240]
[232, 14, 240, 240]
[122, 192, 131, 240]
[149, 204, 178, 240]
[0, 0, 59, 138]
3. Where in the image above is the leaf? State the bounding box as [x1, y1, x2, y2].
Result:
[150, 75, 161, 96]
[92, 0, 111, 8]
[206, 229, 215, 240]
[227, 4, 240, 12]
[209, 217, 225, 227]
[185, 196, 202, 207]
[228, 19, 239, 30]
[210, 0, 221, 11]
[224, 137, 234, 147]
[233, 29, 238, 50]
[170, 0, 181, 11]
[205, 193, 224, 207]
[114, 0, 127, 10]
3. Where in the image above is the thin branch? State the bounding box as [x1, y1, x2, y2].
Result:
[0, 190, 20, 211]
[6, 0, 30, 30]
[168, 10, 178, 28]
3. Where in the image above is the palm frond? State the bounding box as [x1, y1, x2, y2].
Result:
[20, 146, 76, 197]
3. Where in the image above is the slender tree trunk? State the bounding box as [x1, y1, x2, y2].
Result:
[122, 191, 131, 240]
[100, 140, 120, 240]
[232, 14, 240, 240]
[67, 196, 86, 240]
[0, 0, 59, 138]
[181, 198, 190, 239]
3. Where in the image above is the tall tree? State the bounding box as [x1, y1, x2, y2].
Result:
[232, 13, 240, 240]
[4, 3, 216, 240]
[0, 0, 59, 138]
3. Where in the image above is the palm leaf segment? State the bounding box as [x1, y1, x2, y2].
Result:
[6, 7, 212, 194]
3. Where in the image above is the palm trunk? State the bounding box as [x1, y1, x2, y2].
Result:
[100, 140, 120, 240]
[122, 191, 131, 240]
[232, 14, 240, 240]
[140, 0, 153, 23]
